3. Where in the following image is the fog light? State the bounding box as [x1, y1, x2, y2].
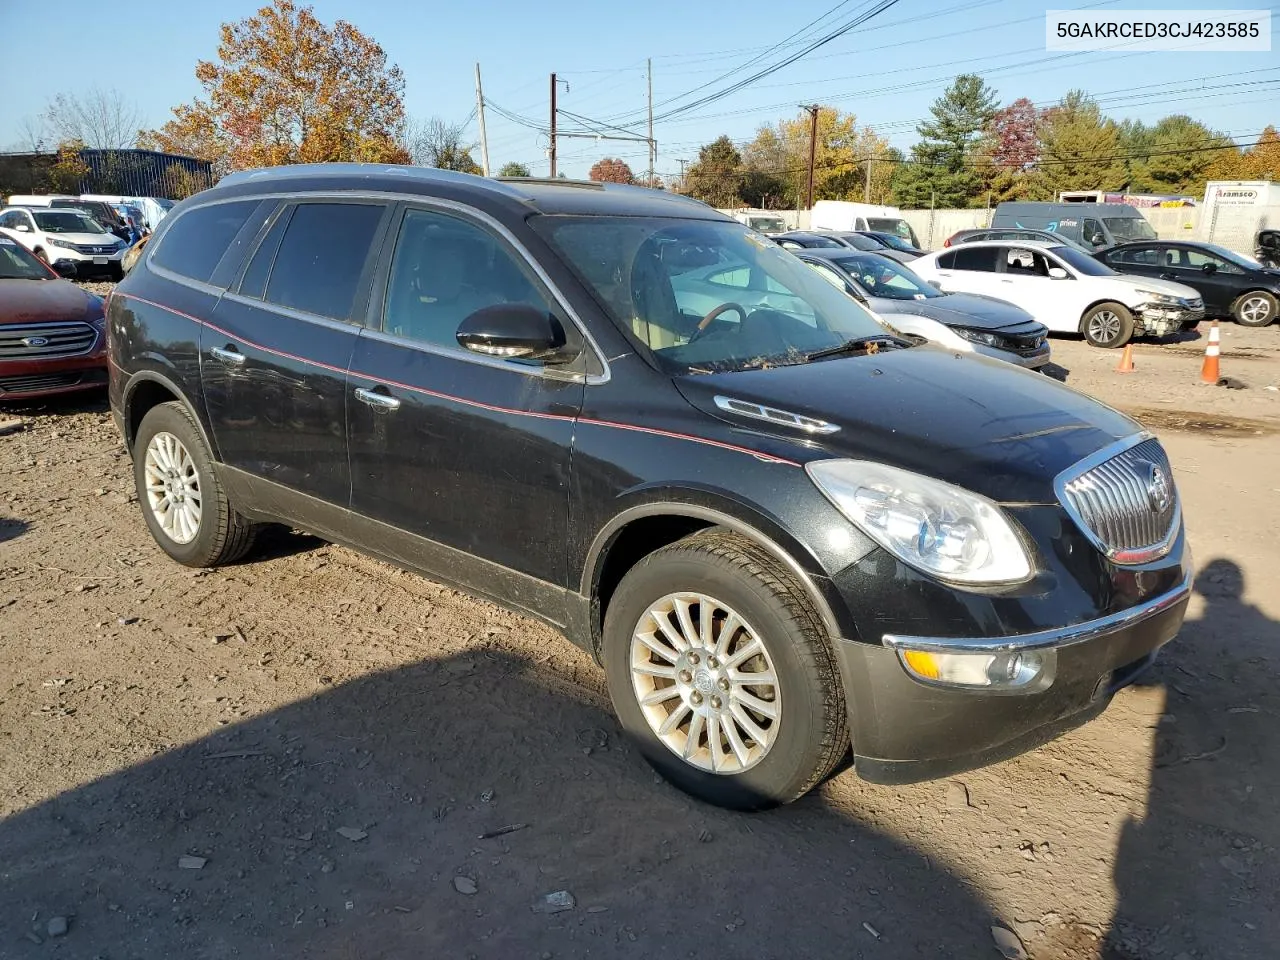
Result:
[899, 648, 1048, 689]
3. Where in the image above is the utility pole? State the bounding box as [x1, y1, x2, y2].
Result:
[475, 63, 490, 177]
[647, 57, 655, 184]
[549, 73, 558, 178]
[802, 105, 820, 210]
[864, 156, 873, 203]
[676, 158, 688, 189]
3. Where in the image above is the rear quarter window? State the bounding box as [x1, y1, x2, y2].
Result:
[951, 246, 997, 271]
[150, 200, 261, 284]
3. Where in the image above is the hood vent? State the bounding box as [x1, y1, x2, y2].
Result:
[713, 395, 840, 435]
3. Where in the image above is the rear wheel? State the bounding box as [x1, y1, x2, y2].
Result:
[602, 529, 848, 810]
[1232, 291, 1277, 327]
[1080, 302, 1134, 348]
[132, 401, 258, 567]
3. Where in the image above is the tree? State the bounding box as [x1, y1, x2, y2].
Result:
[137, 0, 409, 171]
[1033, 90, 1126, 197]
[893, 75, 998, 208]
[1125, 115, 1231, 194]
[44, 89, 142, 149]
[1212, 125, 1280, 182]
[739, 109, 891, 207]
[497, 161, 531, 177]
[588, 157, 635, 184]
[683, 135, 744, 207]
[403, 118, 481, 173]
[46, 141, 91, 194]
[987, 98, 1039, 167]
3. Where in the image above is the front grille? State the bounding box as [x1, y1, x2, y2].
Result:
[0, 323, 97, 359]
[71, 244, 116, 256]
[1057, 437, 1180, 563]
[0, 372, 85, 394]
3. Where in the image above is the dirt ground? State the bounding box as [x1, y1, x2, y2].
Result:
[2, 304, 1278, 960]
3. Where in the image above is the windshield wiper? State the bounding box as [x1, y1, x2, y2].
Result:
[801, 335, 910, 362]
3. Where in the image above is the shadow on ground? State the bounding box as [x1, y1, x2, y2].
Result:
[0, 517, 28, 546]
[0, 648, 999, 958]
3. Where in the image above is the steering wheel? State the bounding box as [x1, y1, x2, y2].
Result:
[690, 302, 746, 341]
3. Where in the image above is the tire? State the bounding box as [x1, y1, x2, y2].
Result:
[602, 529, 849, 810]
[109, 263, 124, 282]
[1232, 291, 1277, 327]
[1080, 302, 1134, 348]
[131, 401, 258, 567]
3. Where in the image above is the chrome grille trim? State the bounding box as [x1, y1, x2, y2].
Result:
[713, 395, 840, 434]
[0, 322, 98, 359]
[1055, 433, 1180, 564]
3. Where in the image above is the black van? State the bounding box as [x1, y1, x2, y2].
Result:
[991, 202, 1158, 251]
[108, 164, 1192, 809]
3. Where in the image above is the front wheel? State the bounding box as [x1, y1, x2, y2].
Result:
[602, 529, 849, 810]
[1080, 302, 1134, 348]
[1232, 291, 1277, 327]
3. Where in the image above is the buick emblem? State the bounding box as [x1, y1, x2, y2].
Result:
[1143, 462, 1171, 513]
[22, 336, 49, 347]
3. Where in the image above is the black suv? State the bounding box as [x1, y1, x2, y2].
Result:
[109, 164, 1192, 809]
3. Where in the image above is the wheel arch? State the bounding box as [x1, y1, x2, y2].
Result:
[122, 370, 213, 454]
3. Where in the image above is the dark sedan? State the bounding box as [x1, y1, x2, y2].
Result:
[1095, 241, 1280, 327]
[857, 230, 927, 259]
[773, 230, 845, 250]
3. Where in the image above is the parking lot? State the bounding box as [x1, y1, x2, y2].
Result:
[2, 300, 1278, 959]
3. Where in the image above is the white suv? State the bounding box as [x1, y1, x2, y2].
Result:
[0, 206, 127, 279]
[911, 240, 1204, 348]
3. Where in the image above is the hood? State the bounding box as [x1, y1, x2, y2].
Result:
[1116, 275, 1201, 300]
[0, 278, 100, 324]
[869, 291, 1035, 331]
[53, 232, 120, 245]
[674, 346, 1140, 503]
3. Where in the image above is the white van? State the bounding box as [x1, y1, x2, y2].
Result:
[4, 194, 76, 207]
[810, 200, 920, 248]
[81, 194, 172, 232]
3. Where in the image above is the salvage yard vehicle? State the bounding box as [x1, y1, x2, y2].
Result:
[0, 237, 107, 401]
[990, 201, 1158, 251]
[0, 206, 127, 279]
[1095, 240, 1280, 328]
[911, 240, 1204, 348]
[109, 164, 1191, 809]
[943, 227, 1093, 253]
[796, 249, 1051, 369]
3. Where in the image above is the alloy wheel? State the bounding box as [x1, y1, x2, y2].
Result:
[629, 592, 782, 774]
[1240, 295, 1272, 325]
[1088, 310, 1122, 344]
[143, 431, 203, 544]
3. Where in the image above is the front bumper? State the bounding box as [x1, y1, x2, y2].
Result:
[0, 341, 109, 401]
[971, 340, 1051, 369]
[834, 566, 1190, 784]
[1135, 302, 1204, 336]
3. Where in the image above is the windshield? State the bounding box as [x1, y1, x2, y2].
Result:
[836, 233, 884, 252]
[829, 253, 943, 300]
[1103, 217, 1157, 242]
[867, 231, 917, 252]
[747, 216, 785, 234]
[1204, 243, 1261, 269]
[866, 218, 920, 247]
[0, 238, 52, 279]
[1050, 245, 1116, 277]
[533, 216, 893, 373]
[34, 210, 106, 234]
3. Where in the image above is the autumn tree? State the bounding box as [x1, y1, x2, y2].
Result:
[588, 157, 635, 184]
[740, 109, 890, 206]
[498, 161, 531, 177]
[403, 118, 481, 173]
[46, 141, 91, 194]
[893, 75, 998, 207]
[1033, 91, 1126, 196]
[683, 136, 745, 207]
[137, 0, 409, 171]
[1210, 125, 1280, 182]
[44, 89, 141, 149]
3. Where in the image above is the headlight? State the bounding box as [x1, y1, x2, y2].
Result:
[1142, 292, 1179, 305]
[952, 327, 1004, 348]
[47, 237, 76, 250]
[806, 460, 1032, 584]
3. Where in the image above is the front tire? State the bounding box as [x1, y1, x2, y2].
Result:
[1232, 291, 1277, 327]
[602, 530, 849, 810]
[132, 401, 258, 567]
[1080, 302, 1134, 348]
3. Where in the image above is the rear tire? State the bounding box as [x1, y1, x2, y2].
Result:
[1080, 302, 1134, 348]
[602, 529, 849, 810]
[1232, 291, 1277, 327]
[132, 401, 258, 567]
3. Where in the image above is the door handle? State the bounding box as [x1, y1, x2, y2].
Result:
[209, 345, 245, 366]
[354, 386, 401, 411]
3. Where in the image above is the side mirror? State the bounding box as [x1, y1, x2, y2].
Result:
[456, 303, 570, 362]
[1201, 262, 1218, 275]
[52, 259, 79, 278]
[1048, 267, 1069, 279]
[927, 279, 943, 290]
[1089, 233, 1105, 246]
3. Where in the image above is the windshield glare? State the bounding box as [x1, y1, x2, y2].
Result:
[1051, 245, 1115, 276]
[1205, 243, 1260, 269]
[866, 218, 919, 247]
[534, 216, 892, 373]
[1103, 217, 1157, 242]
[830, 254, 941, 299]
[747, 217, 785, 234]
[0, 240, 52, 279]
[35, 211, 104, 234]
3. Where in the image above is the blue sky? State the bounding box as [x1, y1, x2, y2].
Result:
[0, 0, 1275, 179]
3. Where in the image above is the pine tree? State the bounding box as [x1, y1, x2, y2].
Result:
[892, 74, 998, 208]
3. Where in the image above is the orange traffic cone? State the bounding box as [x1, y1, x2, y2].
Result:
[1200, 321, 1221, 384]
[1116, 343, 1135, 373]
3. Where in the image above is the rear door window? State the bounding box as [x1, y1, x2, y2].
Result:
[263, 202, 386, 321]
[151, 200, 261, 283]
[950, 246, 998, 271]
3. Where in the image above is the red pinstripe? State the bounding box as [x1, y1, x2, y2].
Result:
[115, 292, 800, 467]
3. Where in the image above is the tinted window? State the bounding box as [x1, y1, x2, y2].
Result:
[152, 200, 259, 283]
[1108, 245, 1160, 266]
[264, 203, 384, 320]
[383, 207, 553, 349]
[238, 207, 291, 299]
[951, 246, 997, 271]
[936, 250, 956, 268]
